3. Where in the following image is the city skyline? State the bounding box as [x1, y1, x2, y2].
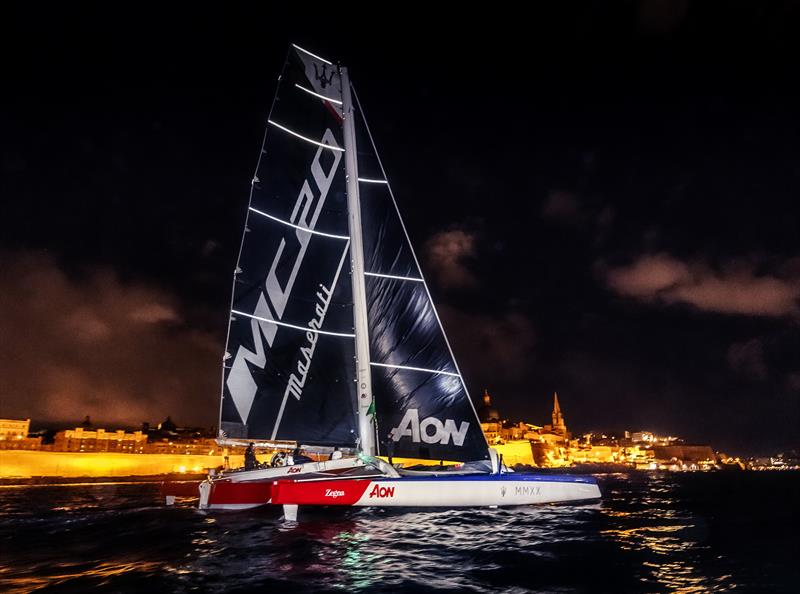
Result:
[5, 387, 787, 458]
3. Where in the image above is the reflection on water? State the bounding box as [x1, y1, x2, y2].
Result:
[601, 475, 726, 592]
[0, 473, 797, 593]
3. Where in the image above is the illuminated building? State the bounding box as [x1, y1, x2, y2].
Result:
[477, 390, 503, 442]
[145, 437, 221, 455]
[0, 418, 30, 439]
[0, 417, 242, 479]
[631, 431, 655, 443]
[475, 392, 719, 470]
[476, 391, 537, 465]
[477, 389, 500, 421]
[0, 418, 42, 450]
[55, 427, 149, 453]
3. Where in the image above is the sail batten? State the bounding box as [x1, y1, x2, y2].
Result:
[364, 272, 423, 282]
[291, 43, 333, 66]
[370, 362, 461, 377]
[248, 207, 351, 240]
[295, 83, 343, 105]
[231, 310, 356, 338]
[267, 119, 346, 151]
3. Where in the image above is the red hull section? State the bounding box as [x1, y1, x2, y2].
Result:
[272, 479, 371, 506]
[209, 480, 273, 506]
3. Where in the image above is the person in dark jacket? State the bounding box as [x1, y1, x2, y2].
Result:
[291, 447, 313, 465]
[386, 430, 395, 465]
[244, 442, 257, 470]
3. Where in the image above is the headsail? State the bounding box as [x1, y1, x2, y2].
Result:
[220, 46, 357, 446]
[353, 89, 490, 462]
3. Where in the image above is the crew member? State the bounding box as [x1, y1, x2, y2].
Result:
[329, 446, 342, 460]
[291, 446, 313, 465]
[386, 430, 395, 465]
[244, 442, 257, 470]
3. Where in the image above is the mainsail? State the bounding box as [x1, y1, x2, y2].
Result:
[220, 46, 357, 445]
[353, 91, 490, 462]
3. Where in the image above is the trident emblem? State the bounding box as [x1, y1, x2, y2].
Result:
[313, 63, 335, 89]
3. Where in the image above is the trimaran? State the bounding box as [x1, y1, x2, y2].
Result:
[169, 44, 600, 518]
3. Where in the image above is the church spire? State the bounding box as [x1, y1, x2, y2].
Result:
[551, 392, 566, 433]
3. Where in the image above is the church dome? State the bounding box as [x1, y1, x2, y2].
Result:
[477, 390, 500, 422]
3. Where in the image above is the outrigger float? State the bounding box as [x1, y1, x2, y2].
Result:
[169, 44, 601, 517]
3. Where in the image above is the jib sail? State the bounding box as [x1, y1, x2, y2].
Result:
[352, 88, 489, 462]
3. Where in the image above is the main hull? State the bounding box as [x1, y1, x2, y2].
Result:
[271, 473, 601, 507]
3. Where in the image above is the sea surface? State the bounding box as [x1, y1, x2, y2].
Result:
[0, 472, 797, 593]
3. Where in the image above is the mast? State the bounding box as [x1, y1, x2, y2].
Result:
[340, 66, 376, 455]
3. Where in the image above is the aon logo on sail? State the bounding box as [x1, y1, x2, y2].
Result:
[391, 409, 470, 446]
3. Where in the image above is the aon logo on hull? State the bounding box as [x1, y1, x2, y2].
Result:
[391, 409, 470, 446]
[369, 485, 395, 498]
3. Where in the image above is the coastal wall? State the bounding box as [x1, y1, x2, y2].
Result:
[494, 440, 535, 466]
[0, 450, 246, 478]
[652, 445, 716, 462]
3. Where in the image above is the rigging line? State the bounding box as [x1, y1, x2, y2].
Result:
[294, 474, 386, 483]
[357, 177, 388, 184]
[248, 207, 351, 240]
[270, 239, 353, 440]
[294, 83, 343, 105]
[231, 310, 356, 338]
[364, 272, 424, 282]
[370, 362, 461, 378]
[219, 45, 292, 432]
[291, 43, 333, 66]
[267, 120, 345, 151]
[353, 84, 486, 442]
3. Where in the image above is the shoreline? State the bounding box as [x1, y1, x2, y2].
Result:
[0, 473, 208, 487]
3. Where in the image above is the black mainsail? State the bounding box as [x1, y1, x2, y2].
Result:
[220, 46, 357, 446]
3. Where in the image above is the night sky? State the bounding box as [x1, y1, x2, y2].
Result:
[3, 3, 798, 454]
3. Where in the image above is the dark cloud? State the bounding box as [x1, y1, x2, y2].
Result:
[424, 230, 478, 290]
[0, 251, 220, 426]
[541, 190, 582, 223]
[727, 339, 768, 381]
[637, 0, 689, 35]
[439, 305, 537, 387]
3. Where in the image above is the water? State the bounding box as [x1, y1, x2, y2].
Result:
[1, 472, 797, 593]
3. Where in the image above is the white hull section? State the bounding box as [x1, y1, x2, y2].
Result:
[271, 474, 602, 508]
[354, 479, 601, 506]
